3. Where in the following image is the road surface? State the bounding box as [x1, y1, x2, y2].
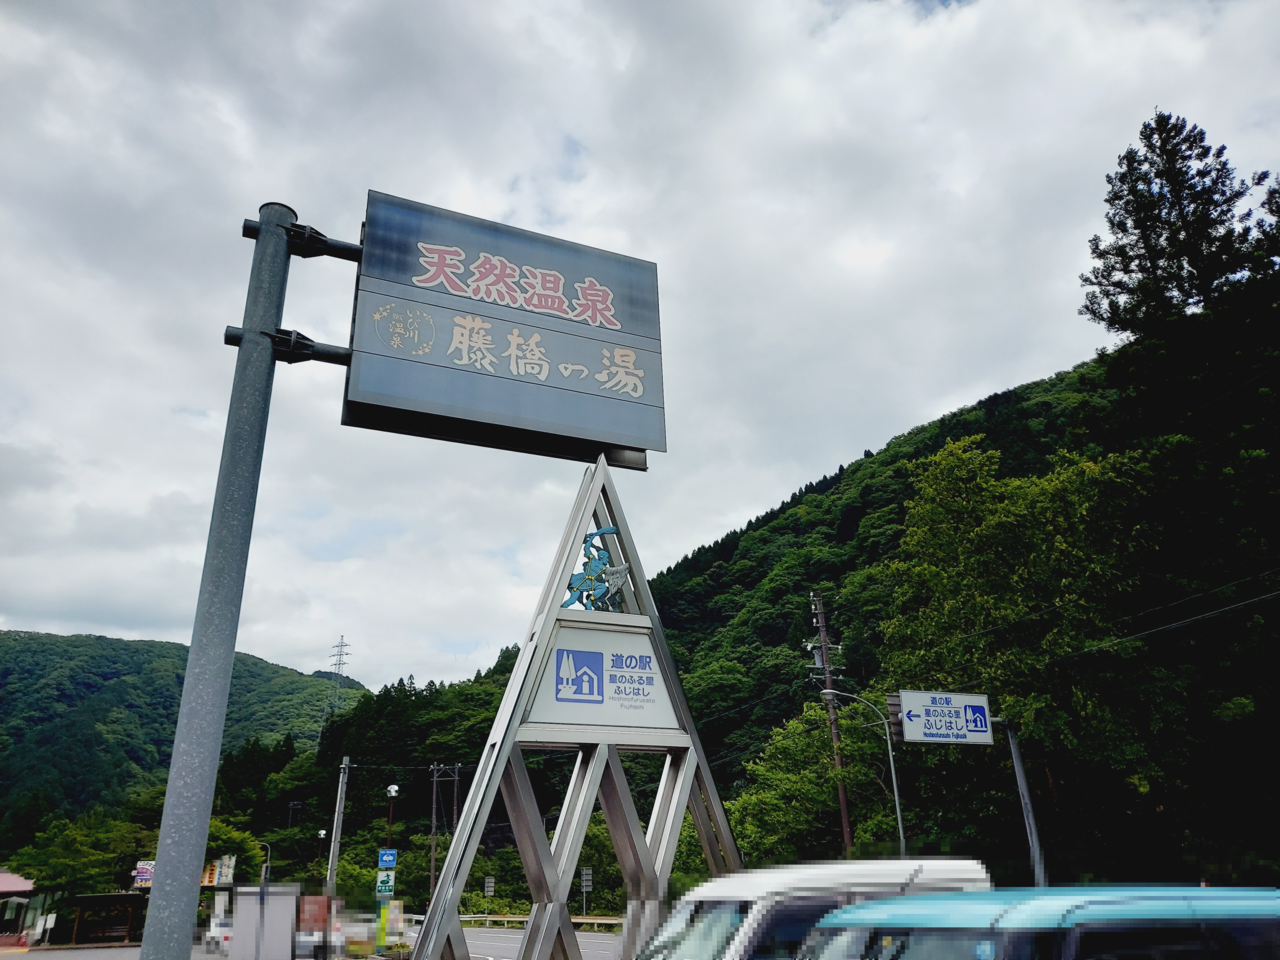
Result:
[463, 929, 620, 960]
[4, 931, 621, 960]
[6, 934, 621, 960]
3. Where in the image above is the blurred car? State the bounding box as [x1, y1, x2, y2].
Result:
[798, 885, 1280, 960]
[635, 859, 991, 960]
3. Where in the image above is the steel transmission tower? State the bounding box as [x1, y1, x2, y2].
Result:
[328, 636, 350, 716]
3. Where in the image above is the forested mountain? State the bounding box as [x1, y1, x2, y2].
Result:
[304, 111, 1280, 896]
[0, 631, 365, 857]
[6, 111, 1278, 909]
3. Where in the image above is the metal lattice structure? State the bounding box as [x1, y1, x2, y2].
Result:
[412, 456, 741, 960]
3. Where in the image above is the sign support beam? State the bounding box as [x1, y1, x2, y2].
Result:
[140, 202, 297, 960]
[410, 458, 740, 960]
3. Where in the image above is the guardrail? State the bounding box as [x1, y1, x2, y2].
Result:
[457, 915, 622, 929]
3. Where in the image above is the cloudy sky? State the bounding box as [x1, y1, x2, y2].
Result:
[2, 0, 1277, 692]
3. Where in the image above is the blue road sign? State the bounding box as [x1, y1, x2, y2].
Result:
[378, 849, 398, 869]
[899, 690, 994, 745]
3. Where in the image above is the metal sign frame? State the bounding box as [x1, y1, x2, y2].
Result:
[412, 457, 740, 960]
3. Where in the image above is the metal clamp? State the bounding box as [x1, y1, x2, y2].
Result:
[241, 219, 363, 263]
[224, 326, 352, 366]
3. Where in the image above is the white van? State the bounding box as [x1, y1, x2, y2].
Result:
[636, 859, 991, 960]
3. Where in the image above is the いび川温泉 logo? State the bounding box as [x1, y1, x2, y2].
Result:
[555, 649, 604, 703]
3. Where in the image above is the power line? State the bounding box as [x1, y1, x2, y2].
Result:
[928, 583, 1280, 694]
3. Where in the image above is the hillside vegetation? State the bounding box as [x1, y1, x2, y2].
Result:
[0, 630, 364, 857]
[306, 111, 1280, 894]
[6, 111, 1278, 909]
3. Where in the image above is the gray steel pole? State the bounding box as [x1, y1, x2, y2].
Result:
[430, 764, 439, 898]
[326, 757, 351, 897]
[1005, 723, 1047, 887]
[822, 689, 907, 857]
[882, 720, 907, 858]
[140, 203, 296, 960]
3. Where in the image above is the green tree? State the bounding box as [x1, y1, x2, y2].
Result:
[5, 810, 152, 896]
[205, 818, 264, 882]
[1080, 111, 1270, 336]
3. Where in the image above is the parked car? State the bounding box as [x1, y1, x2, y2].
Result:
[203, 916, 232, 955]
[798, 886, 1280, 960]
[635, 859, 992, 960]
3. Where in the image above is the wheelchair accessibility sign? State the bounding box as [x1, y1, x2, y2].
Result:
[899, 691, 994, 745]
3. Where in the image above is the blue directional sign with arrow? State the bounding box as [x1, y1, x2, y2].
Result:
[899, 691, 993, 745]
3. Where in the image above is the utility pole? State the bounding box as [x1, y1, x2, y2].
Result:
[452, 764, 460, 833]
[325, 757, 351, 897]
[811, 593, 853, 854]
[429, 764, 440, 899]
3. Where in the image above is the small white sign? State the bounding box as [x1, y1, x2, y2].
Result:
[900, 690, 993, 745]
[375, 870, 396, 897]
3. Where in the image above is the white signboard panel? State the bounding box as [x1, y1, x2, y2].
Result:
[375, 870, 396, 897]
[900, 690, 993, 744]
[526, 624, 680, 729]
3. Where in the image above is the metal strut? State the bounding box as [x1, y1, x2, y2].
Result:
[223, 325, 352, 365]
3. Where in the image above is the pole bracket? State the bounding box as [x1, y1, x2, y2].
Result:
[224, 326, 352, 366]
[242, 219, 363, 263]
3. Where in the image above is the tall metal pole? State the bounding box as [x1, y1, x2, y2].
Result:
[452, 764, 459, 833]
[822, 689, 907, 857]
[429, 764, 439, 899]
[1005, 723, 1047, 887]
[326, 757, 351, 897]
[812, 593, 853, 854]
[140, 203, 296, 960]
[254, 843, 271, 960]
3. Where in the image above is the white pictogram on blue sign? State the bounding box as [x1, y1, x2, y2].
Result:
[964, 704, 989, 734]
[555, 649, 604, 703]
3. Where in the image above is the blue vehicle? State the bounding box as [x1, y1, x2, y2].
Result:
[799, 887, 1280, 960]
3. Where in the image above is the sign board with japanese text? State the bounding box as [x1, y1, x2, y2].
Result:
[375, 870, 395, 898]
[198, 855, 236, 887]
[378, 849, 397, 869]
[343, 191, 665, 469]
[525, 624, 680, 730]
[134, 861, 155, 889]
[899, 690, 993, 745]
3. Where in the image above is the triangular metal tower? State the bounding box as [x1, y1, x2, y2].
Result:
[412, 456, 741, 960]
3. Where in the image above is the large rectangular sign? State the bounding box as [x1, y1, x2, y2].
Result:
[343, 191, 665, 469]
[899, 690, 993, 744]
[525, 624, 680, 729]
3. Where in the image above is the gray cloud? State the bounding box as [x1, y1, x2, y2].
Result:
[2, 0, 1276, 688]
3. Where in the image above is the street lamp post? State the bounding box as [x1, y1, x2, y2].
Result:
[254, 841, 272, 960]
[386, 784, 399, 849]
[820, 689, 907, 857]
